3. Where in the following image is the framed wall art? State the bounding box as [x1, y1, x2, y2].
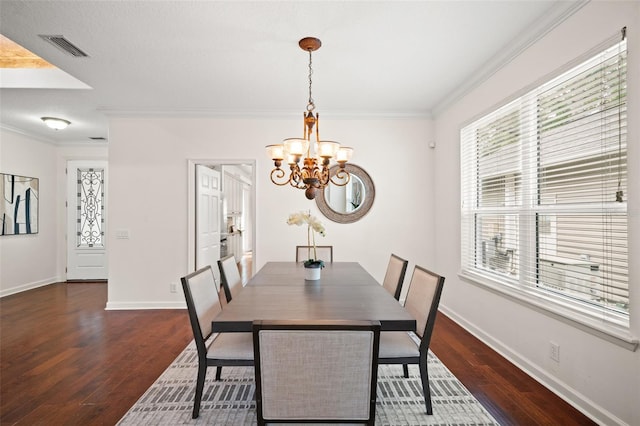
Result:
[1, 173, 39, 235]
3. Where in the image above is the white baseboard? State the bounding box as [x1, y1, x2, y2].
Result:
[0, 277, 59, 298]
[439, 305, 626, 426]
[105, 301, 186, 310]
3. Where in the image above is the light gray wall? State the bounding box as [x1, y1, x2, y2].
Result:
[432, 2, 639, 425]
[0, 128, 108, 295]
[105, 116, 435, 308]
[0, 129, 57, 294]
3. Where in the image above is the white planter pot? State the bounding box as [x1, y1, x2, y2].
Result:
[304, 266, 321, 281]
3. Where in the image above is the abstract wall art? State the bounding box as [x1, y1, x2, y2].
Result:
[1, 173, 39, 235]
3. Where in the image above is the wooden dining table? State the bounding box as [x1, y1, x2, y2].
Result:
[211, 261, 416, 333]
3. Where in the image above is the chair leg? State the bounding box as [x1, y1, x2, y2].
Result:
[403, 364, 409, 378]
[419, 359, 433, 415]
[215, 366, 222, 381]
[192, 362, 207, 419]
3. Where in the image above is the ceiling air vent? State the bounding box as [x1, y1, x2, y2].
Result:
[89, 137, 107, 141]
[39, 35, 89, 57]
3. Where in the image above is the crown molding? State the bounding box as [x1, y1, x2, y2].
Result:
[431, 0, 589, 117]
[0, 123, 58, 145]
[98, 107, 432, 120]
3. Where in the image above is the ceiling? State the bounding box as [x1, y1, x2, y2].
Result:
[0, 1, 585, 145]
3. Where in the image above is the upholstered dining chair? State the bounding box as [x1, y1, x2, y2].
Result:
[252, 320, 381, 425]
[382, 253, 408, 301]
[295, 245, 333, 263]
[217, 254, 243, 304]
[378, 265, 445, 415]
[180, 265, 254, 419]
[208, 263, 227, 307]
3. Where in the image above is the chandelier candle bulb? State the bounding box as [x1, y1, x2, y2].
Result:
[266, 145, 284, 161]
[336, 147, 354, 163]
[283, 138, 308, 157]
[317, 141, 340, 158]
[266, 145, 285, 170]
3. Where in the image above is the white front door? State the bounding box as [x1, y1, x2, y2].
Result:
[196, 165, 221, 283]
[66, 160, 108, 280]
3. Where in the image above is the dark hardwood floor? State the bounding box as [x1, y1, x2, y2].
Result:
[429, 314, 595, 426]
[0, 283, 192, 425]
[0, 282, 595, 425]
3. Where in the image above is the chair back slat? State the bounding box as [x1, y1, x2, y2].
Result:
[404, 266, 444, 340]
[218, 255, 243, 303]
[253, 320, 379, 425]
[382, 254, 408, 301]
[181, 266, 222, 343]
[296, 245, 333, 263]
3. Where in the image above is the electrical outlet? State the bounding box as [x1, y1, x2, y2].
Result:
[170, 282, 177, 293]
[549, 341, 560, 362]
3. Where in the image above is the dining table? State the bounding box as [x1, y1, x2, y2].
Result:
[211, 261, 416, 333]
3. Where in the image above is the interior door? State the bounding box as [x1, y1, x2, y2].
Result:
[196, 165, 221, 283]
[66, 160, 108, 280]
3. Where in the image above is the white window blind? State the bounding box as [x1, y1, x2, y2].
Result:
[461, 33, 628, 327]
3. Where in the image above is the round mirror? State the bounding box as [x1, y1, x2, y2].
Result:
[316, 164, 375, 223]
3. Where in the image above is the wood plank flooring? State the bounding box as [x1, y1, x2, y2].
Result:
[0, 283, 192, 425]
[429, 314, 595, 426]
[0, 282, 596, 425]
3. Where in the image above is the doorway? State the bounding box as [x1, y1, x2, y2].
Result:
[187, 160, 255, 284]
[66, 160, 108, 280]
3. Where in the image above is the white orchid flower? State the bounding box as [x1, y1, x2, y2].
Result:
[287, 210, 326, 263]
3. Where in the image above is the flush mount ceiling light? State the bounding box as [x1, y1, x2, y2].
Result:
[41, 117, 71, 130]
[266, 37, 353, 200]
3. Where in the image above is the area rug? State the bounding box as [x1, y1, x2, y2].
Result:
[118, 341, 500, 425]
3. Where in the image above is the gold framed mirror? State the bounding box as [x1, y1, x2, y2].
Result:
[315, 164, 375, 223]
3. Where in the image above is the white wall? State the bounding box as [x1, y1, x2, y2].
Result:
[0, 129, 57, 295]
[105, 116, 434, 308]
[433, 2, 639, 425]
[0, 128, 108, 295]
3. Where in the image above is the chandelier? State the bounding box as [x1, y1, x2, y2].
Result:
[266, 37, 353, 200]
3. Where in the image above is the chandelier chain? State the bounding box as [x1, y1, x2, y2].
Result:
[307, 50, 315, 111]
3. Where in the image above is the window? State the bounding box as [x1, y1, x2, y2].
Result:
[461, 35, 628, 329]
[76, 168, 105, 247]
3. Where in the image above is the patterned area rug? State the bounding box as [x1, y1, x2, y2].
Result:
[118, 342, 500, 425]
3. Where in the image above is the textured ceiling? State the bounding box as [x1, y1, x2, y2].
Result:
[0, 1, 586, 144]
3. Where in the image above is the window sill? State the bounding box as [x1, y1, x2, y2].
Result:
[458, 270, 639, 352]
